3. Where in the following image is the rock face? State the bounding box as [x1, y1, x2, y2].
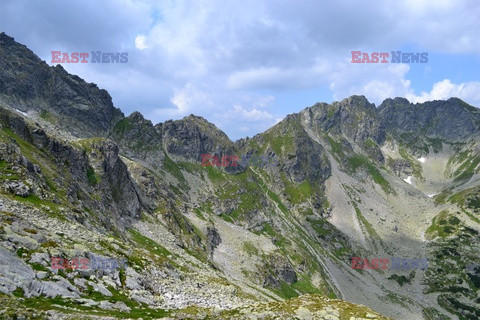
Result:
[1, 32, 480, 320]
[303, 96, 386, 145]
[264, 255, 298, 286]
[0, 32, 123, 137]
[86, 139, 143, 220]
[388, 158, 413, 177]
[379, 97, 480, 142]
[161, 115, 235, 161]
[207, 226, 222, 258]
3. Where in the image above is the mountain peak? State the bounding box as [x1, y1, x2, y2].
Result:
[379, 96, 480, 142]
[0, 32, 15, 44]
[334, 95, 377, 113]
[0, 32, 123, 137]
[341, 94, 369, 103]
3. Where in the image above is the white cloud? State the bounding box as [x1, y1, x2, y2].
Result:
[253, 95, 275, 108]
[230, 105, 276, 122]
[135, 35, 148, 50]
[328, 62, 412, 105]
[3, 0, 480, 140]
[406, 79, 480, 106]
[155, 83, 215, 118]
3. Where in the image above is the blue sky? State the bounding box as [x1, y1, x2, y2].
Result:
[1, 0, 480, 140]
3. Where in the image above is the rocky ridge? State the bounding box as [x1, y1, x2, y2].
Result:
[0, 32, 479, 319]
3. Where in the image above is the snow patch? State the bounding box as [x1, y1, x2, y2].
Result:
[403, 176, 412, 184]
[14, 109, 28, 116]
[417, 157, 426, 163]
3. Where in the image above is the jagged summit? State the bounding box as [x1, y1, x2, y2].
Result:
[379, 95, 480, 142]
[0, 32, 123, 138]
[0, 32, 17, 44]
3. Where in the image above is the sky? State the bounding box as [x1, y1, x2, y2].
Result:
[1, 0, 480, 140]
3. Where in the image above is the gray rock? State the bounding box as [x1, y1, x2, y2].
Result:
[5, 181, 31, 197]
[7, 232, 38, 250]
[29, 252, 50, 266]
[388, 158, 413, 177]
[125, 267, 143, 290]
[73, 278, 87, 289]
[74, 298, 99, 307]
[87, 280, 112, 297]
[131, 292, 156, 305]
[99, 300, 131, 312]
[25, 279, 80, 298]
[0, 246, 35, 294]
[207, 226, 221, 257]
[379, 97, 480, 143]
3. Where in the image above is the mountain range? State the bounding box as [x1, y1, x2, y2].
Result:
[0, 31, 479, 320]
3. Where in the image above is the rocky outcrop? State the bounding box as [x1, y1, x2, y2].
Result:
[207, 226, 222, 258]
[379, 97, 480, 142]
[160, 115, 242, 172]
[303, 95, 386, 145]
[261, 254, 298, 289]
[0, 32, 123, 138]
[388, 158, 414, 177]
[109, 111, 165, 171]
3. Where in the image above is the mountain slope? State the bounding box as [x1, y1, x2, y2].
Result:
[1, 32, 479, 320]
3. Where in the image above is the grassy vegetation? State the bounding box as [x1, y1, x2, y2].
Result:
[364, 138, 377, 149]
[270, 281, 299, 299]
[39, 110, 55, 123]
[351, 201, 379, 240]
[242, 241, 259, 256]
[434, 189, 453, 205]
[453, 155, 480, 182]
[262, 127, 296, 156]
[307, 217, 331, 238]
[16, 247, 30, 258]
[74, 137, 106, 154]
[265, 186, 288, 214]
[29, 262, 49, 272]
[0, 159, 20, 180]
[282, 179, 314, 204]
[11, 194, 67, 221]
[388, 272, 415, 286]
[128, 229, 172, 257]
[193, 207, 206, 220]
[347, 155, 394, 194]
[1, 128, 59, 185]
[162, 154, 188, 188]
[86, 166, 100, 186]
[398, 146, 423, 179]
[425, 210, 462, 240]
[205, 165, 224, 182]
[325, 135, 344, 160]
[422, 307, 450, 320]
[41, 239, 59, 248]
[112, 118, 133, 135]
[17, 291, 169, 319]
[260, 223, 277, 238]
[291, 275, 324, 295]
[325, 135, 393, 194]
[426, 137, 444, 153]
